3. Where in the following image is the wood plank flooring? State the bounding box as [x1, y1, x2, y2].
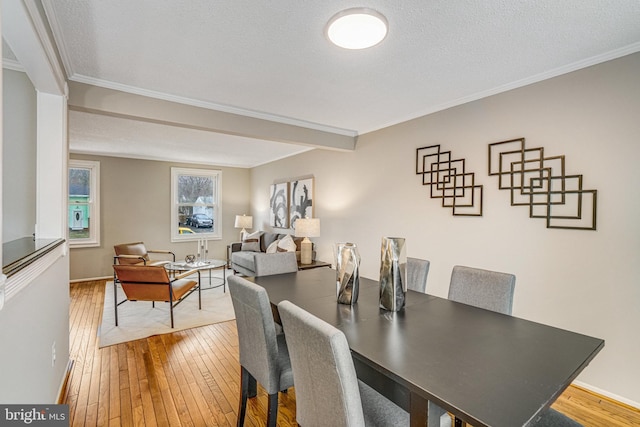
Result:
[64, 279, 640, 426]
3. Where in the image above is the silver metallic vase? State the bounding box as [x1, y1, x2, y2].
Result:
[334, 243, 361, 305]
[379, 237, 407, 311]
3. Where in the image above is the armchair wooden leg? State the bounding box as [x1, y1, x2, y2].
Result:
[266, 392, 279, 427]
[113, 281, 119, 326]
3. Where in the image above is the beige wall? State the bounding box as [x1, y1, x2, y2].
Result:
[2, 69, 36, 242]
[250, 53, 640, 405]
[69, 154, 251, 280]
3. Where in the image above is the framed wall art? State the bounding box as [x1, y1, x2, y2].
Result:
[289, 177, 314, 230]
[269, 182, 289, 228]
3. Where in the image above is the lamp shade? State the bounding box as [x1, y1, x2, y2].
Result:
[234, 215, 253, 229]
[295, 218, 320, 238]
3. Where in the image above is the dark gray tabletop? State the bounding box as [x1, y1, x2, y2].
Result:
[252, 268, 604, 427]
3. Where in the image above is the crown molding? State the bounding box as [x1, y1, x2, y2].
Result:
[366, 41, 640, 135]
[68, 73, 358, 138]
[2, 58, 25, 72]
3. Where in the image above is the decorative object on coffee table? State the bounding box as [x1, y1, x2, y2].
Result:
[295, 218, 320, 265]
[334, 242, 360, 305]
[379, 237, 407, 312]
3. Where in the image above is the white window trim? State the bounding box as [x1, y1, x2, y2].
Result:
[171, 167, 222, 242]
[68, 159, 100, 248]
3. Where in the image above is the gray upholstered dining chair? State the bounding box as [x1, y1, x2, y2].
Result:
[278, 299, 409, 427]
[444, 264, 517, 427]
[533, 408, 584, 426]
[254, 251, 298, 276]
[448, 265, 516, 314]
[407, 257, 430, 293]
[228, 275, 294, 427]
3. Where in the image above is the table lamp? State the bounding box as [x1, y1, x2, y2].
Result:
[234, 214, 253, 241]
[295, 218, 320, 264]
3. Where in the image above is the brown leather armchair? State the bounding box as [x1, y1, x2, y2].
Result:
[112, 264, 201, 328]
[113, 241, 176, 266]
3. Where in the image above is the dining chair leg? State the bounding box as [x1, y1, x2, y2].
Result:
[237, 366, 249, 427]
[247, 372, 257, 398]
[266, 392, 279, 427]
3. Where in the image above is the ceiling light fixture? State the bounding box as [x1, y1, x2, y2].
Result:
[326, 8, 388, 50]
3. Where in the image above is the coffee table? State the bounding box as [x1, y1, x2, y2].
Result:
[165, 259, 226, 291]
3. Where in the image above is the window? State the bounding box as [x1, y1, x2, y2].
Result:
[68, 160, 100, 247]
[171, 167, 221, 242]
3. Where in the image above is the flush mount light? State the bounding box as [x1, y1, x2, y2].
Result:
[325, 8, 388, 50]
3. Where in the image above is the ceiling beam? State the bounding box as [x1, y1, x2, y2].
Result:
[68, 82, 357, 151]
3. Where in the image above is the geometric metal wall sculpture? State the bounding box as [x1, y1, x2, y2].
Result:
[416, 144, 483, 216]
[488, 137, 597, 230]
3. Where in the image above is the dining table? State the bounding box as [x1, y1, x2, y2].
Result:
[250, 267, 604, 427]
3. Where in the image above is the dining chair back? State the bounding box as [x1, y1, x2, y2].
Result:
[407, 257, 430, 293]
[445, 265, 516, 427]
[228, 275, 293, 427]
[448, 265, 516, 315]
[278, 300, 409, 427]
[533, 408, 584, 426]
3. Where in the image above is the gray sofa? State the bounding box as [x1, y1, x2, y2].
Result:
[230, 231, 314, 276]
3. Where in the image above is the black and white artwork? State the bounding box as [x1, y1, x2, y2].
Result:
[269, 182, 289, 228]
[289, 178, 314, 230]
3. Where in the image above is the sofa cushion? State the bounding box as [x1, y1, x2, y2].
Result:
[277, 235, 297, 252]
[266, 239, 280, 253]
[241, 231, 262, 252]
[261, 232, 281, 252]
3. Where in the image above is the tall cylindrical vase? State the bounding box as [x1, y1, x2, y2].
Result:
[334, 243, 360, 305]
[379, 237, 407, 311]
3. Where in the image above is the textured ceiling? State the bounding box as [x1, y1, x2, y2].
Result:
[16, 1, 640, 166]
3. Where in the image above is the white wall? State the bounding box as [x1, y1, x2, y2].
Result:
[1, 3, 70, 403]
[0, 68, 70, 402]
[0, 256, 69, 402]
[251, 53, 640, 406]
[2, 69, 36, 242]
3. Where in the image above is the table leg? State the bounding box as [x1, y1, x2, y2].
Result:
[410, 392, 428, 427]
[454, 417, 466, 427]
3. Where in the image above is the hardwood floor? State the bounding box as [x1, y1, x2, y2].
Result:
[64, 279, 640, 426]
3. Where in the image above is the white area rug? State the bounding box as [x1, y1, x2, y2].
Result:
[98, 274, 235, 348]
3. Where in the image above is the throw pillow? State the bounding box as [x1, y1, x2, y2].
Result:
[241, 231, 262, 252]
[266, 239, 280, 254]
[277, 234, 297, 253]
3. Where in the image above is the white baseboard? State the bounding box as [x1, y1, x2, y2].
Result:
[56, 359, 74, 404]
[573, 380, 640, 410]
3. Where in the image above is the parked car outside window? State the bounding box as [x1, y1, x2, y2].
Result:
[187, 213, 213, 228]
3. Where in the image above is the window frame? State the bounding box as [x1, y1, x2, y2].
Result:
[171, 167, 222, 242]
[68, 159, 100, 248]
